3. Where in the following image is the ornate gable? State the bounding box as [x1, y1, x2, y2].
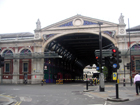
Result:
[41, 15, 118, 31]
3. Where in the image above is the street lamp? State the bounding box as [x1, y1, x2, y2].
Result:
[98, 22, 104, 92]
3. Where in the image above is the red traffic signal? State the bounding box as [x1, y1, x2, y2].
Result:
[112, 49, 116, 53]
[96, 56, 99, 59]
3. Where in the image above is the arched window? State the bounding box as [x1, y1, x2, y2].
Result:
[131, 44, 140, 50]
[2, 50, 13, 73]
[20, 49, 31, 55]
[2, 50, 13, 56]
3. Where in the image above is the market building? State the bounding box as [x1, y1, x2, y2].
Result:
[0, 14, 139, 84]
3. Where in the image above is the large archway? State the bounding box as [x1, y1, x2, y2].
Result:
[42, 32, 115, 83]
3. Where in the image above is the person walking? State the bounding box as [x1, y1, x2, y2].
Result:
[41, 79, 44, 86]
[134, 72, 140, 95]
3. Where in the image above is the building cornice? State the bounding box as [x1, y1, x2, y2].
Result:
[0, 39, 43, 44]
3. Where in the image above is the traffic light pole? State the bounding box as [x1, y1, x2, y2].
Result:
[98, 22, 104, 92]
[123, 65, 126, 86]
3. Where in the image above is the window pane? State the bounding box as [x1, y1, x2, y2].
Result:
[136, 60, 140, 70]
[24, 63, 28, 72]
[6, 63, 10, 72]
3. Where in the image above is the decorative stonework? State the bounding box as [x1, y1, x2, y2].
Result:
[43, 34, 56, 41]
[73, 18, 83, 26]
[59, 21, 73, 27]
[118, 13, 126, 35]
[35, 34, 39, 38]
[120, 29, 125, 34]
[36, 19, 41, 30]
[103, 31, 116, 38]
[83, 20, 97, 25]
[118, 13, 125, 25]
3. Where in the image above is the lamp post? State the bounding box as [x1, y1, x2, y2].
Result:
[128, 18, 132, 86]
[98, 22, 104, 92]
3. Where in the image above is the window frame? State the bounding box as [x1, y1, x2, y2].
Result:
[22, 62, 29, 73]
[4, 62, 10, 73]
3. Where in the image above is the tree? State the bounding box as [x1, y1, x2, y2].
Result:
[98, 66, 108, 79]
[102, 66, 108, 79]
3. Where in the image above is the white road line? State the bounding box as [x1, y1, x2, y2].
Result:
[104, 101, 107, 105]
[7, 94, 13, 96]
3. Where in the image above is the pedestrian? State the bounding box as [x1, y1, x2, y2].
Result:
[94, 77, 97, 85]
[134, 72, 140, 95]
[41, 79, 44, 86]
[24, 78, 27, 84]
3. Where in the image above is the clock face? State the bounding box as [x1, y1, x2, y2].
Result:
[120, 29, 124, 34]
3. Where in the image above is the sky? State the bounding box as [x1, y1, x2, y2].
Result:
[0, 0, 139, 34]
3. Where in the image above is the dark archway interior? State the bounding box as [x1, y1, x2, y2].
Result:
[44, 33, 113, 83]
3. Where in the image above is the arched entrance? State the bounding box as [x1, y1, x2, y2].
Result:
[42, 32, 116, 83]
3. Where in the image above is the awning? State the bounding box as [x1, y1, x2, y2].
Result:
[2, 52, 62, 59]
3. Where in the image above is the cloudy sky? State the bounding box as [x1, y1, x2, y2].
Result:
[0, 0, 139, 34]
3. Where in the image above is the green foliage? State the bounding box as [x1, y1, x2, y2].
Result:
[98, 66, 108, 79]
[102, 66, 108, 78]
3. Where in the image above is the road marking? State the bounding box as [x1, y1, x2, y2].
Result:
[15, 102, 19, 105]
[104, 101, 107, 105]
[13, 88, 20, 90]
[0, 94, 14, 98]
[20, 97, 25, 101]
[18, 101, 22, 105]
[15, 101, 22, 105]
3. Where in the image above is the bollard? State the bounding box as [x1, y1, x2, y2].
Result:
[123, 78, 125, 86]
[116, 83, 119, 99]
[86, 80, 88, 90]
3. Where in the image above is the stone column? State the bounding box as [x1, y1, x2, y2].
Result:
[12, 47, 19, 84]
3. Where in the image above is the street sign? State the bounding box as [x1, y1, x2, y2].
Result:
[96, 67, 99, 70]
[113, 63, 117, 68]
[113, 72, 117, 80]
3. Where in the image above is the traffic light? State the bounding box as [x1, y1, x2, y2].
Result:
[131, 60, 135, 71]
[127, 63, 130, 69]
[96, 56, 100, 66]
[0, 55, 4, 67]
[96, 56, 100, 71]
[102, 57, 105, 66]
[111, 47, 118, 68]
[116, 49, 122, 69]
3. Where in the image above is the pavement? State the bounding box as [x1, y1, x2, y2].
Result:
[0, 95, 14, 105]
[0, 83, 140, 105]
[84, 83, 140, 103]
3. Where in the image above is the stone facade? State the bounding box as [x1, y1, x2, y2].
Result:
[0, 14, 139, 84]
